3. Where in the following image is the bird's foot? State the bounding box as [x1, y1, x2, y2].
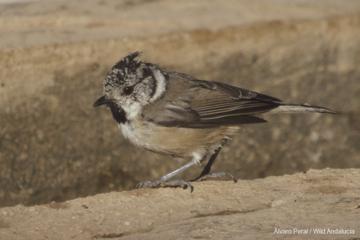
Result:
[136, 179, 194, 192]
[193, 172, 237, 183]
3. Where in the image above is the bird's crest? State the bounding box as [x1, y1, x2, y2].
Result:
[112, 51, 142, 71]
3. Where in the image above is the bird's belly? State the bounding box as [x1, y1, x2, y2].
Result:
[119, 120, 238, 157]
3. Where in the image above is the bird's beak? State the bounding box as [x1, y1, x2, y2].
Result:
[93, 95, 110, 107]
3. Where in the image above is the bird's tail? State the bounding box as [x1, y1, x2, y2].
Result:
[270, 103, 337, 114]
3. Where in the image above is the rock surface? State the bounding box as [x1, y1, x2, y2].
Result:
[0, 0, 359, 206]
[0, 168, 359, 240]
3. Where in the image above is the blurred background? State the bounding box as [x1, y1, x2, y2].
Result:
[0, 0, 359, 207]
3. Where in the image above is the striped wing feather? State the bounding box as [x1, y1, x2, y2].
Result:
[145, 73, 281, 128]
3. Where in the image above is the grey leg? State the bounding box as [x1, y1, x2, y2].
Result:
[160, 159, 199, 182]
[136, 154, 206, 191]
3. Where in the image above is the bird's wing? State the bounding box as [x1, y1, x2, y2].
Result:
[142, 72, 281, 128]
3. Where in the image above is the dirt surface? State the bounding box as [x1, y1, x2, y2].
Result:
[0, 168, 359, 240]
[0, 0, 360, 207]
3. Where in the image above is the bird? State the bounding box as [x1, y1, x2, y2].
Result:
[94, 51, 335, 191]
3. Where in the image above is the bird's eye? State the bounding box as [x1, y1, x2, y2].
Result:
[142, 68, 153, 78]
[123, 86, 134, 95]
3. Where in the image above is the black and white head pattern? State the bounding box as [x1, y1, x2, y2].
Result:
[104, 52, 167, 119]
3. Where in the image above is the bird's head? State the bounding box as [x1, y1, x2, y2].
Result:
[94, 52, 167, 122]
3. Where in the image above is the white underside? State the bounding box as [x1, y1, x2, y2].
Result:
[121, 101, 142, 120]
[120, 121, 209, 164]
[119, 122, 144, 147]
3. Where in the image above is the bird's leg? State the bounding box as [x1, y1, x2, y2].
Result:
[191, 147, 221, 181]
[160, 158, 201, 182]
[191, 145, 237, 183]
[136, 154, 206, 191]
[194, 148, 220, 179]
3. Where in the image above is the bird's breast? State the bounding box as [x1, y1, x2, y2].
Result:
[119, 119, 239, 158]
[119, 121, 146, 148]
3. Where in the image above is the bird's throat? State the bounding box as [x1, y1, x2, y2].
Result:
[108, 103, 127, 124]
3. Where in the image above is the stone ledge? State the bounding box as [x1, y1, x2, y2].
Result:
[0, 168, 359, 240]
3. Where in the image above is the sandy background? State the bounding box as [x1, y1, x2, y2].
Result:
[0, 1, 360, 239]
[0, 0, 359, 210]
